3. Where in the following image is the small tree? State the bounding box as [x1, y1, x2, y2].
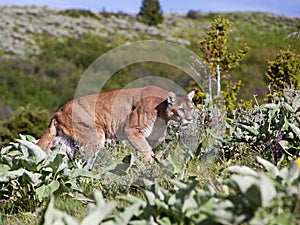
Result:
[198, 16, 249, 100]
[265, 49, 300, 95]
[138, 0, 163, 26]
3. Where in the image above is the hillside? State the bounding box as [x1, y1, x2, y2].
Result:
[1, 6, 300, 117]
[1, 6, 300, 224]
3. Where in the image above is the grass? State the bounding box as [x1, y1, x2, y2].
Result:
[1, 196, 87, 224]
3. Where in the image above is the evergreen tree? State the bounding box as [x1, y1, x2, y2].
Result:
[138, 0, 163, 26]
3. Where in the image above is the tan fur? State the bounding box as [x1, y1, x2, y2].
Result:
[37, 86, 195, 160]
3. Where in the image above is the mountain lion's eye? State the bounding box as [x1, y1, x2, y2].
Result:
[179, 108, 185, 112]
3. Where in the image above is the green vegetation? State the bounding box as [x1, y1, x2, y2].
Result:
[265, 49, 300, 96]
[198, 16, 249, 97]
[138, 0, 164, 26]
[0, 104, 49, 143]
[42, 159, 300, 225]
[1, 100, 300, 223]
[1, 7, 300, 224]
[196, 16, 250, 114]
[59, 9, 101, 19]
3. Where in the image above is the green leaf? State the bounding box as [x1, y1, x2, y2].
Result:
[182, 192, 197, 213]
[170, 179, 187, 189]
[279, 140, 292, 153]
[36, 180, 60, 201]
[17, 139, 47, 164]
[288, 123, 300, 139]
[25, 135, 37, 142]
[70, 169, 99, 179]
[237, 123, 259, 135]
[44, 153, 68, 174]
[23, 170, 42, 185]
[107, 162, 131, 176]
[262, 103, 278, 109]
[257, 173, 276, 207]
[282, 102, 295, 113]
[168, 155, 185, 174]
[231, 173, 276, 208]
[0, 164, 10, 174]
[207, 200, 243, 224]
[230, 174, 257, 194]
[144, 190, 156, 205]
[157, 217, 172, 225]
[118, 195, 145, 206]
[113, 202, 143, 225]
[0, 168, 25, 182]
[1, 145, 13, 154]
[121, 153, 136, 167]
[256, 156, 279, 177]
[269, 212, 296, 225]
[228, 166, 258, 176]
[81, 191, 116, 225]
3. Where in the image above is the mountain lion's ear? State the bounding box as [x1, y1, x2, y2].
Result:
[167, 92, 176, 104]
[187, 90, 195, 102]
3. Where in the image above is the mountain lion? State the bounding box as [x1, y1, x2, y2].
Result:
[37, 86, 195, 161]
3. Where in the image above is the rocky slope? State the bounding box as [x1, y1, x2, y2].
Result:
[0, 6, 195, 55]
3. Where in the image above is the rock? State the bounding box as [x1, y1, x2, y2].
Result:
[115, 18, 128, 29]
[133, 21, 147, 32]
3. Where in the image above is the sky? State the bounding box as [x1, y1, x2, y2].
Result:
[1, 0, 300, 18]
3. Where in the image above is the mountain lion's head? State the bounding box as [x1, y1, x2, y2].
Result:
[166, 91, 195, 125]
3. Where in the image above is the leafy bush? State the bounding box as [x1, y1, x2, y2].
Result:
[0, 104, 49, 143]
[0, 135, 98, 213]
[60, 9, 100, 20]
[0, 54, 80, 112]
[41, 157, 300, 225]
[265, 48, 300, 96]
[225, 89, 300, 164]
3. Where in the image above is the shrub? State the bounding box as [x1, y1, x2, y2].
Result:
[265, 49, 300, 96]
[0, 104, 49, 143]
[60, 9, 100, 20]
[0, 136, 98, 213]
[42, 157, 300, 225]
[187, 10, 200, 20]
[225, 89, 300, 164]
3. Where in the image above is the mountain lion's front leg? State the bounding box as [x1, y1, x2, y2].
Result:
[124, 126, 154, 160]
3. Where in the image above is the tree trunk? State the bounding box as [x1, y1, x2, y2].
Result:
[216, 64, 221, 97]
[209, 73, 212, 101]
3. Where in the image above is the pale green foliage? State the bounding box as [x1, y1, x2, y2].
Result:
[226, 89, 300, 163]
[0, 135, 98, 212]
[41, 157, 300, 224]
